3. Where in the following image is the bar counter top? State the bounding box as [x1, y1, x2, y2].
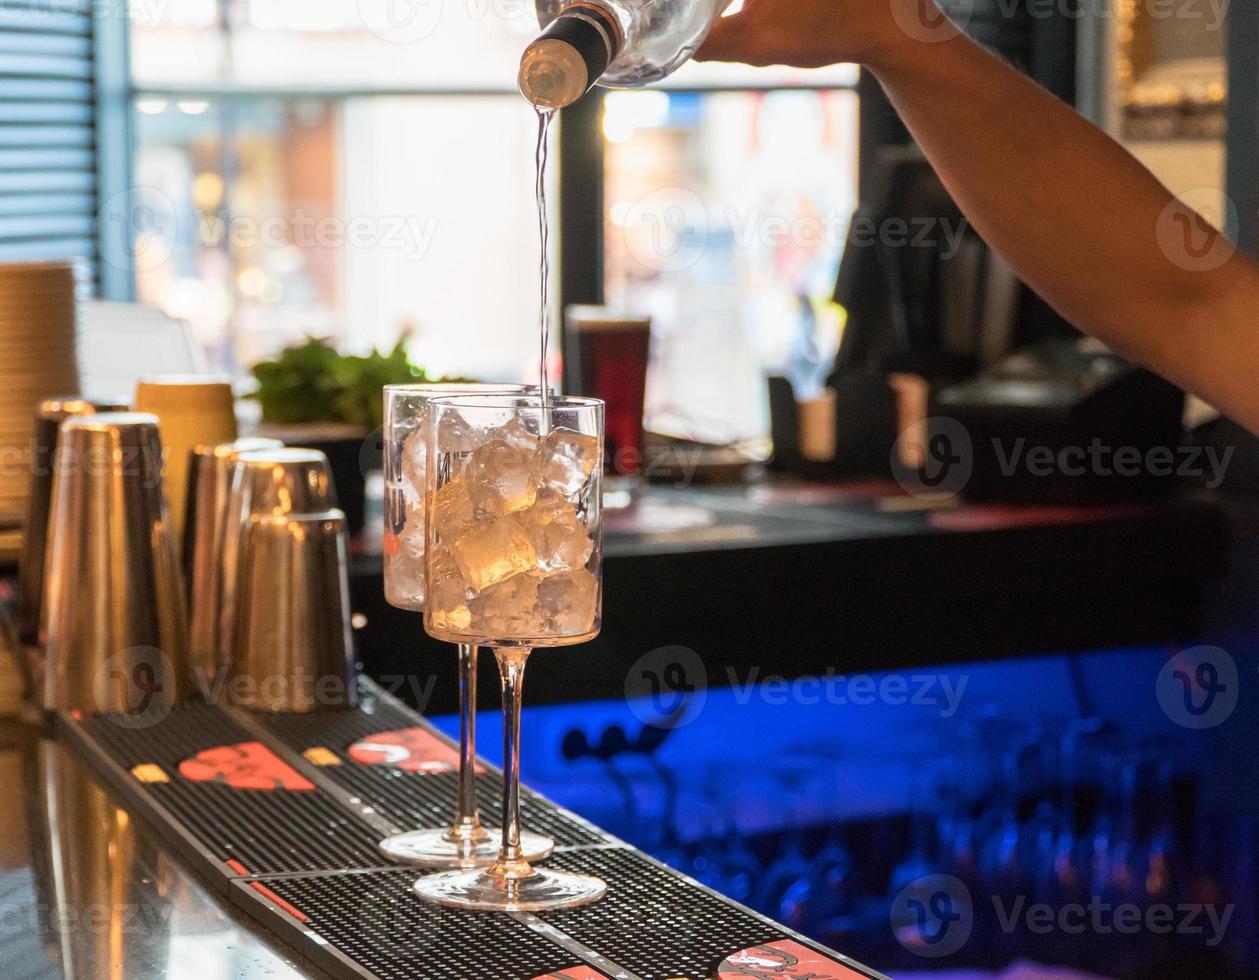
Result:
[0, 481, 1232, 979]
[0, 720, 334, 980]
[0, 688, 891, 980]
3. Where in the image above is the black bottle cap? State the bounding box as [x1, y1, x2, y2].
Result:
[540, 4, 621, 91]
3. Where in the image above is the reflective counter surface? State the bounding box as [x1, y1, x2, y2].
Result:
[0, 720, 333, 980]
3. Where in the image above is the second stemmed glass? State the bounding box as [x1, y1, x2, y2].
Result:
[415, 393, 607, 911]
[381, 383, 554, 868]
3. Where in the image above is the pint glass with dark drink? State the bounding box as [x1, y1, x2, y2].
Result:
[564, 306, 650, 478]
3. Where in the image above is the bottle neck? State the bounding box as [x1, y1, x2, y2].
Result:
[519, 3, 623, 110]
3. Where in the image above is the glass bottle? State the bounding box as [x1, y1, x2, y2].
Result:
[519, 0, 734, 109]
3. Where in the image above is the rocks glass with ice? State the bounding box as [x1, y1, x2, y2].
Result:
[381, 384, 554, 868]
[414, 393, 607, 911]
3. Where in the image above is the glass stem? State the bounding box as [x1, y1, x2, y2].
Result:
[493, 647, 534, 879]
[450, 642, 484, 841]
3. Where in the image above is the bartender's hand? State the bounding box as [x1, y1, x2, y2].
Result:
[696, 0, 943, 70]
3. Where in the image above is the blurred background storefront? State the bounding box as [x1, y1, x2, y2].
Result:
[124, 0, 857, 451]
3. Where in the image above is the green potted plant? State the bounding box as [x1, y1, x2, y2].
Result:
[247, 338, 445, 535]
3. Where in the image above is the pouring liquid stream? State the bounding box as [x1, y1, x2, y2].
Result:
[535, 107, 555, 432]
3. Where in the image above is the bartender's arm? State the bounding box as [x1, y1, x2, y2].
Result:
[698, 0, 1259, 434]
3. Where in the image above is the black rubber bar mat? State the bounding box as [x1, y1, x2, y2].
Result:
[58, 683, 889, 980]
[67, 702, 390, 877]
[233, 861, 889, 980]
[61, 682, 609, 882]
[252, 685, 609, 849]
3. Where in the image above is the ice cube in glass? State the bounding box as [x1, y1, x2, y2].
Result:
[427, 546, 473, 632]
[536, 568, 599, 636]
[469, 572, 545, 638]
[431, 477, 475, 537]
[449, 516, 537, 593]
[534, 427, 600, 497]
[468, 440, 537, 517]
[520, 493, 594, 572]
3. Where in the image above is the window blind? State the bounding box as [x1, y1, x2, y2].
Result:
[0, 0, 99, 281]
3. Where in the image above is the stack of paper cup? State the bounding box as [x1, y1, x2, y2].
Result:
[0, 262, 81, 543]
[134, 376, 238, 544]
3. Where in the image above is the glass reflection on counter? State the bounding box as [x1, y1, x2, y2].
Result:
[0, 729, 312, 979]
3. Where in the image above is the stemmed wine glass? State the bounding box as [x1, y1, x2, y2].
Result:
[414, 393, 607, 910]
[380, 383, 554, 868]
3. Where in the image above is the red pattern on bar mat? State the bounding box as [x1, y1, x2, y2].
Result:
[179, 742, 316, 792]
[78, 707, 387, 872]
[717, 940, 867, 979]
[531, 969, 609, 980]
[927, 503, 1150, 532]
[255, 691, 610, 847]
[248, 881, 311, 923]
[347, 727, 486, 775]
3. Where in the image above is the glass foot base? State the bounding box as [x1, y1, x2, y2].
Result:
[380, 828, 554, 868]
[413, 866, 607, 911]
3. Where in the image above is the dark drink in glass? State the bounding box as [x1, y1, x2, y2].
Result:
[564, 306, 650, 477]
